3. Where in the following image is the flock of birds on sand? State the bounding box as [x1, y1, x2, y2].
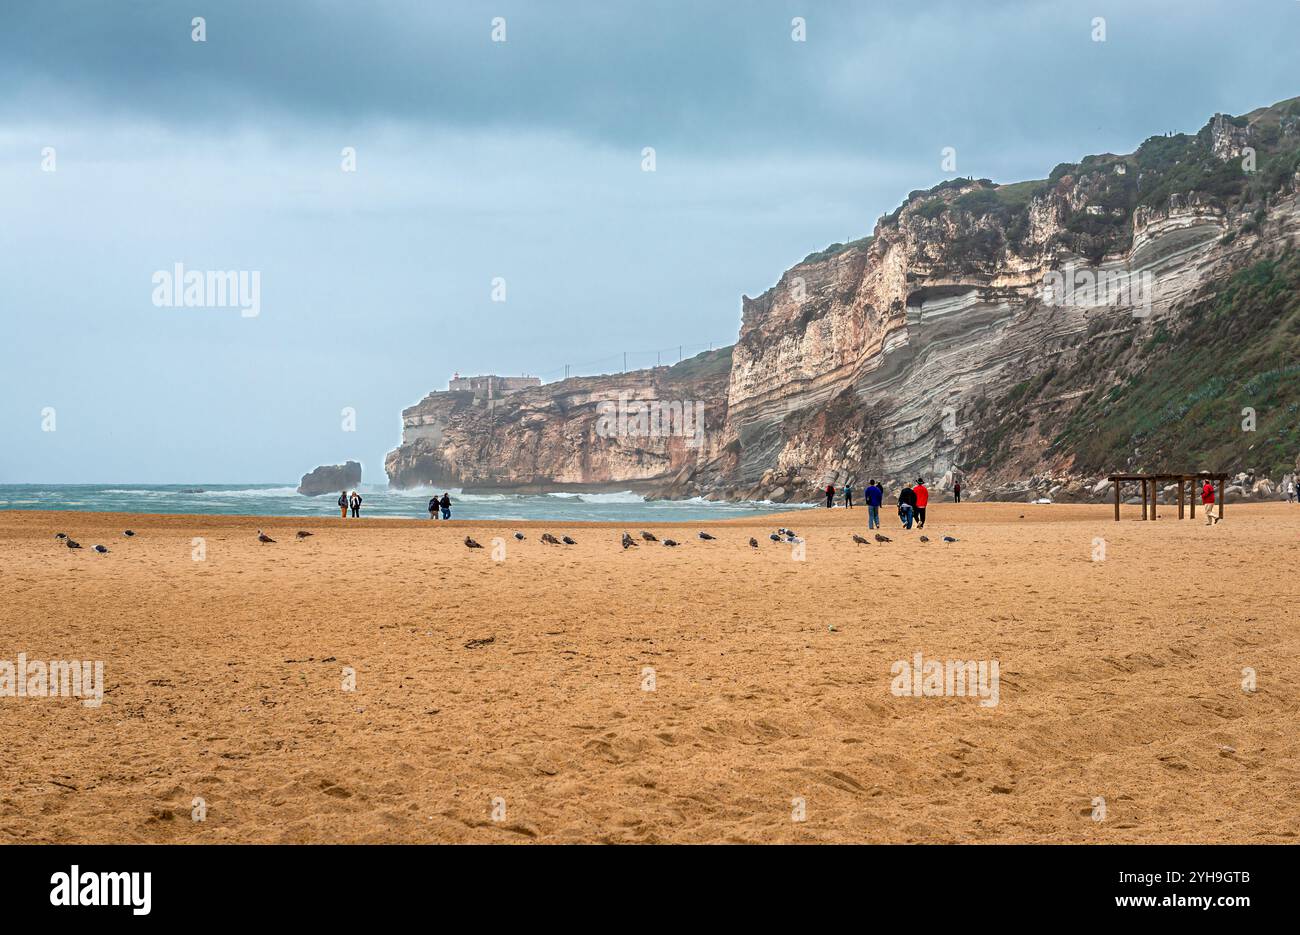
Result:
[55, 523, 958, 555]
[54, 529, 134, 554]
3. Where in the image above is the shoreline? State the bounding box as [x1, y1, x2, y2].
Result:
[0, 500, 1238, 530]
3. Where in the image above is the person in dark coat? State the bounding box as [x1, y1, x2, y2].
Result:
[898, 485, 916, 529]
[440, 492, 451, 520]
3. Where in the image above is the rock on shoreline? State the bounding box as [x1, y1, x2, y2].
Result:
[297, 461, 362, 496]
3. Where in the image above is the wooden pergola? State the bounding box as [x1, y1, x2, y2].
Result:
[1107, 473, 1230, 521]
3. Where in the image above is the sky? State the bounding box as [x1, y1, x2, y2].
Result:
[2, 0, 1298, 484]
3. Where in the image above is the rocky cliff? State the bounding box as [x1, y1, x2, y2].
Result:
[384, 349, 732, 493]
[388, 97, 1300, 502]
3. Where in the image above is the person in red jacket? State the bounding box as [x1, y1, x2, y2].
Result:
[913, 477, 929, 528]
[824, 483, 835, 508]
[1202, 479, 1218, 525]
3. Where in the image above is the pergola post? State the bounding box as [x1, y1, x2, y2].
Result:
[1178, 478, 1185, 519]
[1141, 480, 1148, 520]
[1113, 479, 1120, 522]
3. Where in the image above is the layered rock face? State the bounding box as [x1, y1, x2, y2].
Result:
[384, 350, 731, 491]
[387, 98, 1300, 501]
[298, 460, 361, 496]
[704, 100, 1300, 501]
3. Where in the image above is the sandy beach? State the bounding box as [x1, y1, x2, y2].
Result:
[2, 502, 1297, 844]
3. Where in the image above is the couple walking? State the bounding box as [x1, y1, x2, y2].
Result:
[859, 478, 929, 530]
[337, 490, 363, 518]
[428, 493, 452, 520]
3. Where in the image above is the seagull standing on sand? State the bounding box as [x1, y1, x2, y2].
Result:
[257, 530, 276, 545]
[464, 536, 483, 549]
[749, 537, 758, 548]
[541, 533, 560, 545]
[296, 531, 313, 540]
[640, 531, 658, 542]
[943, 535, 959, 543]
[66, 538, 82, 549]
[662, 539, 679, 547]
[93, 545, 110, 554]
[622, 533, 638, 549]
[513, 532, 525, 541]
[562, 535, 577, 545]
[769, 533, 781, 542]
[54, 533, 67, 540]
[874, 533, 891, 543]
[698, 531, 715, 540]
[852, 534, 869, 545]
[123, 530, 135, 537]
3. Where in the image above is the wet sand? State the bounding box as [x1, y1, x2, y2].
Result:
[1, 501, 1297, 843]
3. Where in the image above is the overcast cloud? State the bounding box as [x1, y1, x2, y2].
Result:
[3, 1, 1298, 482]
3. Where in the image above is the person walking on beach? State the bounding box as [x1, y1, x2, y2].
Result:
[428, 496, 439, 520]
[1202, 479, 1218, 526]
[349, 491, 362, 518]
[1287, 476, 1296, 503]
[865, 479, 883, 529]
[824, 483, 835, 508]
[953, 479, 962, 503]
[337, 490, 349, 519]
[898, 484, 916, 530]
[843, 482, 854, 509]
[440, 492, 451, 520]
[913, 478, 929, 529]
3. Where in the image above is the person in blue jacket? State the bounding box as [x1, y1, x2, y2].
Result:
[865, 479, 884, 529]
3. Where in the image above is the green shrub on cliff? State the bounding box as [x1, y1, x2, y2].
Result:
[1051, 252, 1300, 477]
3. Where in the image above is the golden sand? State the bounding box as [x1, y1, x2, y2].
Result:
[1, 502, 1297, 843]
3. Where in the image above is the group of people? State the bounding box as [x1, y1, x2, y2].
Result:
[428, 493, 452, 520]
[337, 490, 363, 518]
[825, 479, 935, 530]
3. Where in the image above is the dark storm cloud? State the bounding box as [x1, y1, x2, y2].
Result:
[5, 0, 1297, 165]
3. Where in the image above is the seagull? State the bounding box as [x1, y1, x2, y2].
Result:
[464, 536, 483, 549]
[874, 533, 891, 543]
[852, 534, 869, 545]
[562, 535, 577, 545]
[663, 538, 679, 547]
[541, 533, 560, 545]
[769, 533, 781, 542]
[640, 531, 658, 542]
[783, 529, 797, 538]
[257, 530, 275, 545]
[513, 532, 525, 541]
[54, 532, 67, 540]
[919, 535, 930, 542]
[123, 530, 135, 537]
[93, 544, 109, 554]
[622, 532, 638, 549]
[295, 531, 313, 540]
[943, 535, 959, 543]
[749, 537, 758, 548]
[66, 538, 82, 549]
[698, 531, 715, 541]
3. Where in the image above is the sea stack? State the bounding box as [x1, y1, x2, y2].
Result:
[297, 461, 362, 496]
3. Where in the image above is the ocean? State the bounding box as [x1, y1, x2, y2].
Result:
[0, 484, 811, 523]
